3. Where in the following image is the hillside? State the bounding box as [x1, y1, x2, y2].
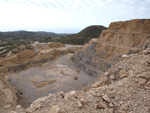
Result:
[0, 26, 106, 57]
[0, 31, 69, 57]
[58, 25, 107, 45]
[0, 30, 68, 41]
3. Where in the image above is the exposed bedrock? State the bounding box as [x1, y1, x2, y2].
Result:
[72, 19, 150, 75]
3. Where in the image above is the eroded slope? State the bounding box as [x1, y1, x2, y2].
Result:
[72, 19, 150, 74]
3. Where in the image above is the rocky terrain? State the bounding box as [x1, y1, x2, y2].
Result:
[1, 19, 150, 113]
[11, 47, 150, 113]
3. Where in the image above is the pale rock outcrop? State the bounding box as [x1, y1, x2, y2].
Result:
[72, 19, 150, 76]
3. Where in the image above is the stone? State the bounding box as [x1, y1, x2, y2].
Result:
[89, 90, 97, 96]
[107, 93, 116, 98]
[143, 48, 150, 54]
[97, 101, 107, 109]
[120, 104, 128, 110]
[64, 92, 76, 101]
[16, 105, 21, 109]
[94, 104, 98, 109]
[109, 103, 114, 107]
[92, 81, 103, 88]
[142, 50, 148, 54]
[102, 95, 111, 103]
[58, 91, 65, 97]
[78, 101, 83, 108]
[71, 91, 77, 97]
[49, 105, 63, 113]
[110, 74, 115, 80]
[4, 104, 11, 109]
[146, 81, 150, 86]
[80, 98, 88, 105]
[145, 81, 150, 89]
[138, 78, 147, 85]
[146, 61, 150, 66]
[147, 48, 150, 54]
[96, 92, 103, 97]
[48, 94, 55, 98]
[122, 55, 129, 58]
[104, 72, 109, 76]
[119, 70, 128, 78]
[75, 91, 85, 98]
[139, 73, 149, 79]
[108, 108, 114, 113]
[127, 70, 134, 77]
[109, 67, 117, 74]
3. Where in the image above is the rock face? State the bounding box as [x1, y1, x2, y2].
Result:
[72, 19, 150, 75]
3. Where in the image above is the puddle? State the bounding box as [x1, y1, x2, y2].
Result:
[7, 54, 96, 108]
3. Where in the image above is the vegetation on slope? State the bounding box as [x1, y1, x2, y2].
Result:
[0, 31, 68, 57]
[57, 25, 107, 45]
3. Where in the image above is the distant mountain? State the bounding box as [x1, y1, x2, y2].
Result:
[0, 30, 68, 41]
[57, 25, 107, 45]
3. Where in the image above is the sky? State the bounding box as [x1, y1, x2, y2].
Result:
[0, 0, 150, 33]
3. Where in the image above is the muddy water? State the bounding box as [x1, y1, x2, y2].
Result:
[7, 54, 96, 108]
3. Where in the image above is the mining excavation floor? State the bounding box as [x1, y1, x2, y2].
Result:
[7, 53, 96, 108]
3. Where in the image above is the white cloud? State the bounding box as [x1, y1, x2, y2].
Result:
[0, 0, 150, 33]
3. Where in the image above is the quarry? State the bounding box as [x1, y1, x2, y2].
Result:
[0, 19, 150, 113]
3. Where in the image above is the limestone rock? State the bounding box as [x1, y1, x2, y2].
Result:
[97, 101, 107, 109]
[75, 91, 85, 98]
[143, 48, 150, 54]
[139, 73, 149, 79]
[102, 95, 111, 103]
[138, 78, 147, 85]
[4, 104, 11, 109]
[58, 91, 65, 98]
[104, 72, 109, 76]
[119, 70, 128, 78]
[122, 55, 129, 58]
[120, 104, 128, 110]
[80, 97, 88, 105]
[49, 105, 63, 113]
[64, 92, 76, 101]
[70, 91, 77, 97]
[16, 105, 21, 109]
[92, 81, 102, 88]
[109, 103, 114, 107]
[143, 50, 148, 54]
[145, 81, 150, 89]
[110, 74, 116, 80]
[78, 101, 83, 108]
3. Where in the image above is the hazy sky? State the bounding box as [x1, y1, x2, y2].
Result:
[0, 0, 150, 33]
